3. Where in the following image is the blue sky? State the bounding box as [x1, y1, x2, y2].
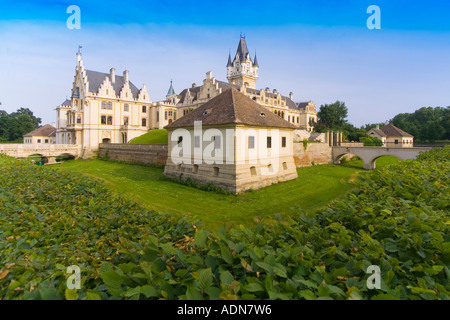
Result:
[0, 0, 449, 127]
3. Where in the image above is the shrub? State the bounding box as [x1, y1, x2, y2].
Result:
[0, 146, 448, 300]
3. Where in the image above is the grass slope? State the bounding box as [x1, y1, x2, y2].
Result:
[55, 160, 363, 230]
[129, 129, 168, 145]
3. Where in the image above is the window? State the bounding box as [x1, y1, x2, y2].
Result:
[248, 136, 255, 149]
[288, 116, 290, 122]
[45, 139, 49, 143]
[156, 111, 159, 122]
[193, 164, 199, 174]
[124, 104, 129, 112]
[107, 102, 112, 110]
[174, 112, 177, 120]
[395, 140, 399, 145]
[282, 162, 288, 170]
[194, 136, 200, 148]
[101, 102, 107, 109]
[107, 116, 113, 125]
[177, 136, 183, 147]
[101, 115, 107, 125]
[73, 86, 80, 98]
[77, 116, 81, 124]
[165, 111, 168, 120]
[267, 136, 272, 149]
[123, 117, 129, 125]
[142, 106, 147, 113]
[297, 117, 299, 124]
[213, 167, 219, 177]
[142, 118, 147, 127]
[250, 166, 256, 176]
[37, 139, 41, 143]
[168, 111, 172, 116]
[268, 164, 274, 173]
[282, 137, 286, 148]
[214, 136, 221, 149]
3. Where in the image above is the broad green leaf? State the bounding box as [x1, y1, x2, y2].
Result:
[65, 288, 79, 300]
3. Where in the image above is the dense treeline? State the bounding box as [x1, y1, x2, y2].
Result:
[0, 146, 448, 300]
[0, 108, 41, 142]
[313, 102, 449, 144]
[390, 107, 449, 142]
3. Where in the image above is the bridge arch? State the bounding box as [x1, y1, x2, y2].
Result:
[332, 146, 431, 170]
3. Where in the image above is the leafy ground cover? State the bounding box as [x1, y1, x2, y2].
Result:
[0, 147, 448, 300]
[55, 160, 361, 230]
[129, 129, 168, 145]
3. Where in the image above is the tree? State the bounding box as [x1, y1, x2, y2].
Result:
[0, 108, 42, 142]
[314, 101, 348, 132]
[391, 106, 448, 142]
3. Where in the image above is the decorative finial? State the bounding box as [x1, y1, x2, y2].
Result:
[77, 45, 82, 54]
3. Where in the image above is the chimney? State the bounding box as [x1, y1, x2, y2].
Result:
[110, 68, 116, 84]
[289, 92, 293, 100]
[376, 124, 380, 129]
[206, 71, 212, 79]
[192, 83, 197, 88]
[123, 70, 129, 84]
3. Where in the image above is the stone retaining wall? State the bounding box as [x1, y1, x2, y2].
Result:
[293, 142, 332, 167]
[99, 142, 332, 168]
[98, 143, 168, 165]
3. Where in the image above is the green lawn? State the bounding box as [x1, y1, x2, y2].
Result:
[129, 129, 168, 144]
[54, 160, 369, 230]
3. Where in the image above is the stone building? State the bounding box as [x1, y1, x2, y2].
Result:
[162, 36, 318, 132]
[367, 123, 414, 147]
[23, 124, 56, 144]
[164, 88, 298, 194]
[55, 52, 153, 153]
[56, 36, 318, 153]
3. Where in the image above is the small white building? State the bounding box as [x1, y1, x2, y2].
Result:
[367, 123, 414, 148]
[164, 88, 298, 194]
[23, 124, 56, 144]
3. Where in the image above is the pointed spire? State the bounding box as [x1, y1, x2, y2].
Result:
[235, 36, 250, 62]
[253, 51, 259, 67]
[167, 79, 175, 96]
[227, 50, 232, 67]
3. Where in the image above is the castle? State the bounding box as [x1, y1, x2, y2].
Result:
[56, 36, 318, 154]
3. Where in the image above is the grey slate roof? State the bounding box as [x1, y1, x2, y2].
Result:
[235, 37, 250, 62]
[85, 70, 140, 98]
[61, 99, 71, 107]
[166, 88, 297, 129]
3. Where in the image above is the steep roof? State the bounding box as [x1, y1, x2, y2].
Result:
[24, 124, 56, 137]
[380, 123, 414, 137]
[235, 37, 250, 62]
[166, 88, 297, 129]
[85, 70, 140, 98]
[60, 99, 71, 107]
[167, 81, 175, 96]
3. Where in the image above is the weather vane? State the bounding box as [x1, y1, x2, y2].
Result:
[77, 45, 83, 54]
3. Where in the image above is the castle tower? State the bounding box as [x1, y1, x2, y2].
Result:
[227, 36, 259, 89]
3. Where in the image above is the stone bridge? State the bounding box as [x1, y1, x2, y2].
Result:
[332, 146, 433, 170]
[0, 144, 82, 164]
